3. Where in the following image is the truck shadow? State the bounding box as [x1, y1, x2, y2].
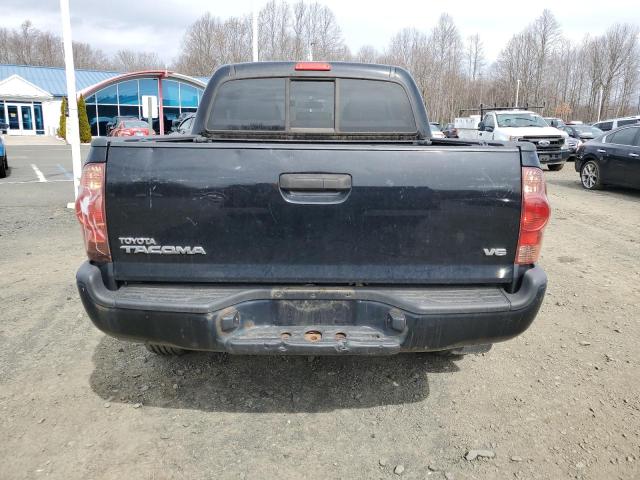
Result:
[89, 336, 460, 413]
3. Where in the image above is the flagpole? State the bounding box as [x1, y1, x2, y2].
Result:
[59, 0, 82, 205]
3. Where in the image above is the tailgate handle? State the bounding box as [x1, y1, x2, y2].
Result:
[279, 173, 352, 191]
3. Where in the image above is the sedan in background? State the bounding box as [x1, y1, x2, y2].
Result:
[108, 119, 156, 137]
[430, 123, 445, 139]
[561, 124, 603, 142]
[561, 124, 603, 159]
[565, 136, 581, 158]
[441, 123, 458, 138]
[575, 125, 640, 190]
[105, 116, 139, 135]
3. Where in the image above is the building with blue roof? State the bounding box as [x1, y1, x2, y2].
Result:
[0, 64, 208, 137]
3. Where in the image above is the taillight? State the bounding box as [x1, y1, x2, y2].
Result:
[75, 163, 111, 262]
[516, 167, 550, 264]
[294, 62, 331, 71]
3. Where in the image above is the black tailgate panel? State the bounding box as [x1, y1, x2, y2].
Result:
[105, 143, 521, 284]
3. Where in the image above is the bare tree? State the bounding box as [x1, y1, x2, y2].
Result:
[114, 50, 163, 72]
[494, 15, 639, 121]
[174, 13, 251, 76]
[288, 1, 348, 60]
[355, 45, 379, 63]
[72, 42, 112, 70]
[0, 20, 112, 70]
[465, 34, 484, 81]
[259, 0, 291, 60]
[531, 10, 561, 102]
[0, 28, 10, 64]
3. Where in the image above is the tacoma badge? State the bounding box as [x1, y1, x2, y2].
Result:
[118, 237, 206, 255]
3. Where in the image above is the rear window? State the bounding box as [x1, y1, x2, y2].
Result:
[207, 78, 416, 134]
[617, 118, 639, 127]
[209, 78, 285, 131]
[123, 120, 148, 128]
[595, 121, 613, 131]
[290, 81, 334, 129]
[337, 79, 415, 133]
[607, 127, 639, 146]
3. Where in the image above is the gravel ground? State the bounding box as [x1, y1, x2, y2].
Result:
[1, 147, 639, 480]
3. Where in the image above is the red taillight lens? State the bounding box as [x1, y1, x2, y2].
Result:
[294, 62, 331, 71]
[75, 163, 111, 262]
[516, 167, 550, 264]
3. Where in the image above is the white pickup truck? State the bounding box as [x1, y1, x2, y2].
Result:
[456, 109, 570, 171]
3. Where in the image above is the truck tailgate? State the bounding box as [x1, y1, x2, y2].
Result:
[105, 142, 522, 284]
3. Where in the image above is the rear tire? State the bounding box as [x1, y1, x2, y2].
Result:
[0, 155, 7, 178]
[580, 160, 602, 190]
[547, 163, 564, 171]
[145, 343, 186, 356]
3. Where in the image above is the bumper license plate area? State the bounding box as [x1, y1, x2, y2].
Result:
[275, 300, 354, 326]
[538, 153, 560, 162]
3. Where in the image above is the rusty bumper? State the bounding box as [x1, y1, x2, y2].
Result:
[77, 262, 546, 355]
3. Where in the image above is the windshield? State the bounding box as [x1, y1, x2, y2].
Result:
[123, 120, 148, 128]
[496, 113, 547, 128]
[430, 124, 440, 133]
[573, 125, 602, 136]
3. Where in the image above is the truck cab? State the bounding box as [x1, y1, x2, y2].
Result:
[477, 110, 569, 171]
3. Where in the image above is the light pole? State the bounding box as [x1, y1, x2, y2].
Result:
[252, 1, 259, 62]
[596, 86, 604, 122]
[308, 42, 315, 61]
[515, 79, 520, 108]
[59, 0, 81, 205]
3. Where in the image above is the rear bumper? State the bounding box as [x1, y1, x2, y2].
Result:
[77, 262, 547, 355]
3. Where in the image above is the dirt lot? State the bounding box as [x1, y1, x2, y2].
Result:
[1, 146, 639, 480]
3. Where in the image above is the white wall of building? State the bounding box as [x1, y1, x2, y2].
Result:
[43, 99, 62, 137]
[0, 75, 58, 136]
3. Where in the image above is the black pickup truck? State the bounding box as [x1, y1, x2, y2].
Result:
[76, 62, 549, 356]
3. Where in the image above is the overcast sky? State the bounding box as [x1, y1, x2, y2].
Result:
[3, 0, 640, 65]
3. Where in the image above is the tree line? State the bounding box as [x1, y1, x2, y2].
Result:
[175, 4, 639, 123]
[2, 5, 638, 123]
[0, 20, 164, 72]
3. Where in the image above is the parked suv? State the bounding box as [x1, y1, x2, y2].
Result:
[592, 116, 640, 132]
